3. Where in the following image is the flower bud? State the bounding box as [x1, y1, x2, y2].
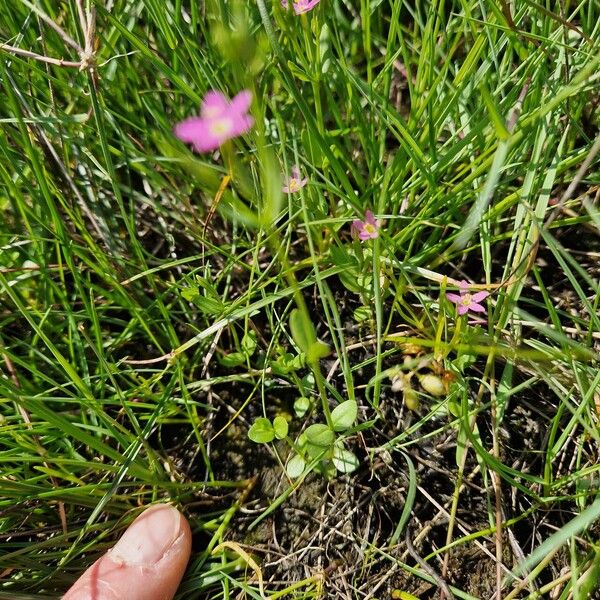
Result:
[419, 374, 446, 397]
[403, 387, 419, 411]
[391, 375, 405, 392]
[391, 372, 412, 393]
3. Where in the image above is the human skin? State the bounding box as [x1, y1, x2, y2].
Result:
[63, 504, 192, 600]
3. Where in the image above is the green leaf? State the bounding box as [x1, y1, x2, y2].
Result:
[286, 454, 306, 479]
[248, 418, 275, 443]
[319, 460, 337, 479]
[479, 83, 510, 140]
[294, 396, 311, 417]
[514, 496, 600, 578]
[329, 245, 356, 268]
[391, 592, 420, 600]
[332, 444, 359, 474]
[287, 61, 313, 82]
[272, 416, 289, 439]
[241, 331, 257, 356]
[290, 354, 305, 369]
[195, 296, 224, 316]
[181, 287, 199, 301]
[339, 269, 365, 294]
[271, 352, 305, 375]
[289, 308, 316, 353]
[301, 127, 324, 168]
[219, 193, 260, 229]
[218, 352, 246, 368]
[353, 306, 372, 322]
[304, 423, 334, 447]
[307, 340, 330, 363]
[259, 147, 283, 228]
[331, 400, 357, 432]
[305, 442, 329, 459]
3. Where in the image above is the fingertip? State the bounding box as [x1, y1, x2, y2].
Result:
[64, 504, 192, 600]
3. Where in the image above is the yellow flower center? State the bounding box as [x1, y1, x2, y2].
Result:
[364, 223, 377, 234]
[209, 118, 233, 137]
[288, 178, 299, 191]
[461, 294, 472, 306]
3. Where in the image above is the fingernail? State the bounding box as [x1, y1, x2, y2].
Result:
[108, 504, 183, 566]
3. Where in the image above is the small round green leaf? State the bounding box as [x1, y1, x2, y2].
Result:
[304, 423, 335, 447]
[248, 417, 274, 443]
[353, 306, 372, 323]
[339, 269, 365, 294]
[305, 442, 329, 459]
[331, 400, 357, 432]
[272, 416, 289, 439]
[294, 396, 311, 417]
[332, 444, 359, 473]
[286, 454, 306, 479]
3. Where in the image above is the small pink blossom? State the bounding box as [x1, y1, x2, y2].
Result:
[174, 90, 254, 153]
[351, 210, 381, 241]
[281, 0, 321, 14]
[446, 280, 489, 316]
[282, 165, 308, 193]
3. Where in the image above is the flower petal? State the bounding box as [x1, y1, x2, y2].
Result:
[457, 304, 469, 315]
[352, 219, 365, 230]
[282, 184, 291, 193]
[469, 303, 486, 313]
[175, 119, 223, 153]
[468, 317, 486, 325]
[293, 0, 321, 13]
[471, 291, 489, 302]
[228, 113, 254, 137]
[230, 90, 253, 115]
[299, 177, 308, 187]
[175, 90, 254, 154]
[192, 135, 223, 153]
[446, 293, 461, 304]
[173, 117, 207, 143]
[458, 280, 470, 290]
[364, 210, 377, 225]
[201, 91, 229, 118]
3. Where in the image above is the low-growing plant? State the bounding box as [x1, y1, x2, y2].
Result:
[248, 398, 359, 478]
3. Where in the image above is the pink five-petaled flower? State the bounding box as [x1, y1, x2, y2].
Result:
[282, 165, 308, 193]
[281, 0, 321, 15]
[446, 280, 489, 316]
[352, 210, 381, 241]
[174, 90, 254, 153]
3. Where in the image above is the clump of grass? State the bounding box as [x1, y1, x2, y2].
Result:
[1, 0, 599, 598]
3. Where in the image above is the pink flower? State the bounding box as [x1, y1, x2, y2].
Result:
[174, 90, 254, 153]
[446, 280, 489, 316]
[281, 0, 321, 14]
[351, 210, 381, 241]
[282, 165, 308, 193]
